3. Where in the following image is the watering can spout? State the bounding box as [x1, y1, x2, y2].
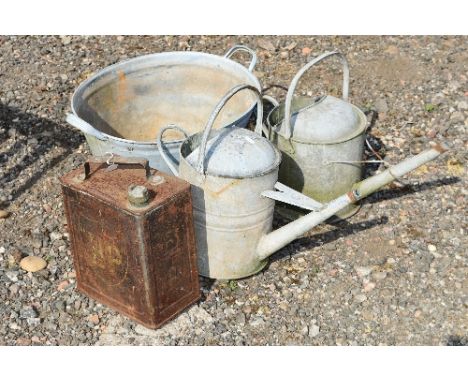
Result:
[256, 141, 449, 260]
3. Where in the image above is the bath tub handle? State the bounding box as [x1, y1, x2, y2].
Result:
[66, 113, 109, 142]
[224, 45, 257, 72]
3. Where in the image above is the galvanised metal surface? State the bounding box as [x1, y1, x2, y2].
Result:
[163, 84, 282, 279]
[266, 51, 367, 220]
[256, 142, 449, 258]
[161, 85, 448, 279]
[60, 156, 200, 329]
[66, 45, 261, 174]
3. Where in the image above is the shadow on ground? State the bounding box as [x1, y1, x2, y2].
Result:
[0, 103, 83, 208]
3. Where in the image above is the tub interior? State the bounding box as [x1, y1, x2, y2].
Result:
[73, 56, 259, 142]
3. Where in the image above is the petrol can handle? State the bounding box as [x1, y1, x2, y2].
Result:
[195, 84, 264, 175]
[284, 51, 350, 139]
[156, 125, 190, 176]
[224, 45, 257, 72]
[82, 155, 152, 180]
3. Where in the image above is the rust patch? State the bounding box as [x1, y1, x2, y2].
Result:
[209, 179, 241, 197]
[117, 70, 128, 108]
[60, 162, 200, 329]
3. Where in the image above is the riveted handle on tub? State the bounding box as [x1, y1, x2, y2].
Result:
[81, 155, 153, 181]
[283, 51, 350, 139]
[196, 84, 264, 175]
[66, 113, 109, 142]
[156, 125, 190, 176]
[224, 45, 257, 72]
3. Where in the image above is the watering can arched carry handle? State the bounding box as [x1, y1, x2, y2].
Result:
[196, 83, 264, 175]
[283, 51, 350, 139]
[224, 45, 257, 72]
[157, 84, 263, 176]
[156, 125, 190, 176]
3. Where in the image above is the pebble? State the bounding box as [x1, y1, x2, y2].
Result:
[428, 244, 437, 252]
[354, 294, 367, 303]
[302, 47, 312, 56]
[55, 300, 66, 311]
[385, 45, 400, 55]
[16, 338, 32, 346]
[308, 324, 320, 338]
[19, 256, 47, 272]
[27, 318, 41, 326]
[50, 231, 62, 241]
[249, 317, 265, 327]
[364, 282, 376, 292]
[11, 248, 24, 263]
[5, 271, 19, 282]
[375, 98, 389, 113]
[9, 284, 19, 295]
[88, 314, 100, 325]
[457, 100, 468, 110]
[372, 272, 387, 281]
[380, 288, 395, 301]
[236, 313, 246, 326]
[0, 210, 10, 219]
[57, 280, 70, 291]
[258, 39, 276, 52]
[355, 266, 374, 278]
[60, 36, 71, 45]
[450, 111, 465, 123]
[20, 306, 38, 319]
[361, 310, 374, 321]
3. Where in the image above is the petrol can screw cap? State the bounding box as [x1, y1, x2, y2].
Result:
[128, 184, 150, 207]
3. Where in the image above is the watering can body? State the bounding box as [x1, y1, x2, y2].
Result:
[159, 84, 448, 280]
[178, 131, 280, 279]
[267, 52, 367, 220]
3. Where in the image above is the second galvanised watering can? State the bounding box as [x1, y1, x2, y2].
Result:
[266, 51, 367, 221]
[159, 84, 448, 280]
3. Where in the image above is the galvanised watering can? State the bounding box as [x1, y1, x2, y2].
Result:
[159, 84, 448, 279]
[266, 51, 367, 220]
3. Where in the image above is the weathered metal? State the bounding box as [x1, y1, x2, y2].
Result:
[256, 142, 449, 258]
[160, 83, 449, 280]
[266, 51, 367, 220]
[66, 45, 261, 174]
[160, 84, 282, 279]
[60, 156, 200, 329]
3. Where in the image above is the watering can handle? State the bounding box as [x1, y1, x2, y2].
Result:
[284, 51, 350, 138]
[224, 45, 257, 72]
[196, 84, 264, 175]
[156, 125, 189, 177]
[66, 113, 109, 141]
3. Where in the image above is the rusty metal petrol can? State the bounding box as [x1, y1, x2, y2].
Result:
[59, 155, 200, 329]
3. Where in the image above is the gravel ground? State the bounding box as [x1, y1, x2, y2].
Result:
[0, 35, 466, 346]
